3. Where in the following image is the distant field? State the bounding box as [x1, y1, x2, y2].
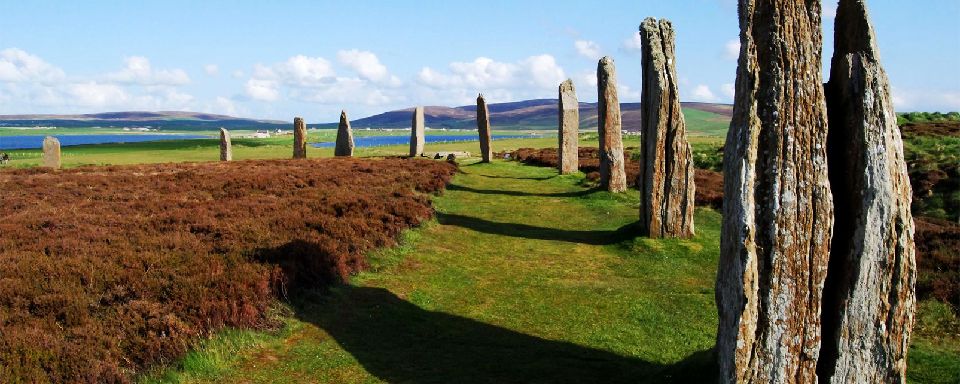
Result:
[0, 132, 557, 168]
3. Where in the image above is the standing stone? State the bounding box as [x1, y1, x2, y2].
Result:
[818, 0, 916, 382]
[219, 128, 232, 161]
[42, 136, 61, 169]
[335, 110, 354, 157]
[638, 18, 696, 238]
[410, 106, 425, 157]
[716, 2, 833, 383]
[477, 94, 492, 163]
[293, 117, 307, 159]
[597, 56, 626, 193]
[558, 79, 579, 174]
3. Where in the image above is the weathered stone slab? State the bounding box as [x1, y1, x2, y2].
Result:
[410, 106, 425, 157]
[219, 128, 232, 161]
[42, 136, 61, 169]
[558, 79, 579, 174]
[477, 94, 492, 163]
[335, 110, 354, 157]
[638, 18, 695, 238]
[432, 151, 470, 160]
[716, 2, 833, 383]
[293, 117, 307, 159]
[597, 56, 626, 193]
[818, 0, 916, 382]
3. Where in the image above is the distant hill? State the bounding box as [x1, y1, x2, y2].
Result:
[0, 111, 287, 131]
[342, 100, 733, 132]
[0, 101, 733, 133]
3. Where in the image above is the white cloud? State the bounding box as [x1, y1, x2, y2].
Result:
[242, 53, 403, 110]
[336, 49, 395, 84]
[274, 55, 335, 87]
[578, 70, 598, 88]
[418, 55, 565, 91]
[231, 70, 245, 79]
[0, 49, 204, 113]
[891, 87, 960, 112]
[721, 83, 736, 100]
[209, 96, 238, 116]
[621, 32, 643, 53]
[204, 64, 219, 76]
[0, 48, 66, 83]
[301, 77, 393, 106]
[618, 84, 641, 101]
[522, 54, 566, 88]
[106, 56, 190, 85]
[245, 79, 279, 101]
[824, 3, 838, 19]
[574, 40, 601, 59]
[690, 84, 719, 102]
[723, 39, 741, 61]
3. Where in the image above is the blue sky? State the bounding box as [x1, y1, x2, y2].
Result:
[1, 0, 958, 121]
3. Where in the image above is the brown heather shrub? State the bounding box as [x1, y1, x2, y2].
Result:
[499, 147, 724, 208]
[914, 217, 960, 310]
[0, 158, 456, 382]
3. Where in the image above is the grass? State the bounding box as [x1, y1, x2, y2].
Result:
[140, 159, 720, 383]
[682, 108, 730, 137]
[0, 133, 557, 168]
[138, 158, 960, 384]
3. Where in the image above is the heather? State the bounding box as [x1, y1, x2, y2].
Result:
[0, 158, 456, 382]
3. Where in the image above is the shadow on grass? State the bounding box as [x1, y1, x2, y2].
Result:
[446, 183, 600, 198]
[294, 286, 716, 384]
[436, 212, 637, 245]
[474, 173, 559, 181]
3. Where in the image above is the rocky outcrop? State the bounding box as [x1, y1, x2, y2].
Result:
[293, 117, 307, 159]
[477, 94, 492, 163]
[42, 136, 61, 169]
[597, 57, 627, 193]
[335, 110, 354, 157]
[818, 0, 916, 382]
[716, 2, 834, 383]
[410, 106, 425, 157]
[558, 79, 579, 174]
[219, 128, 232, 161]
[638, 17, 695, 238]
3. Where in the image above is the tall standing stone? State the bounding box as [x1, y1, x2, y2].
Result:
[477, 94, 492, 163]
[716, 2, 833, 383]
[558, 79, 579, 174]
[293, 117, 307, 159]
[597, 56, 626, 193]
[818, 0, 916, 382]
[335, 110, 354, 157]
[410, 106, 425, 157]
[42, 136, 61, 169]
[638, 18, 696, 238]
[219, 128, 232, 161]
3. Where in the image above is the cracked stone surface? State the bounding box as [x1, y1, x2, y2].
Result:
[410, 106, 425, 157]
[293, 117, 307, 159]
[558, 79, 579, 175]
[715, 2, 834, 383]
[477, 95, 492, 163]
[42, 136, 61, 169]
[597, 56, 626, 193]
[219, 128, 232, 161]
[638, 17, 695, 238]
[818, 0, 916, 382]
[335, 110, 354, 157]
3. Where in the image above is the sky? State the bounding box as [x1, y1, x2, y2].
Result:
[0, 1, 958, 122]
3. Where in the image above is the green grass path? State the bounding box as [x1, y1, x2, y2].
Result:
[145, 159, 958, 383]
[147, 159, 720, 383]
